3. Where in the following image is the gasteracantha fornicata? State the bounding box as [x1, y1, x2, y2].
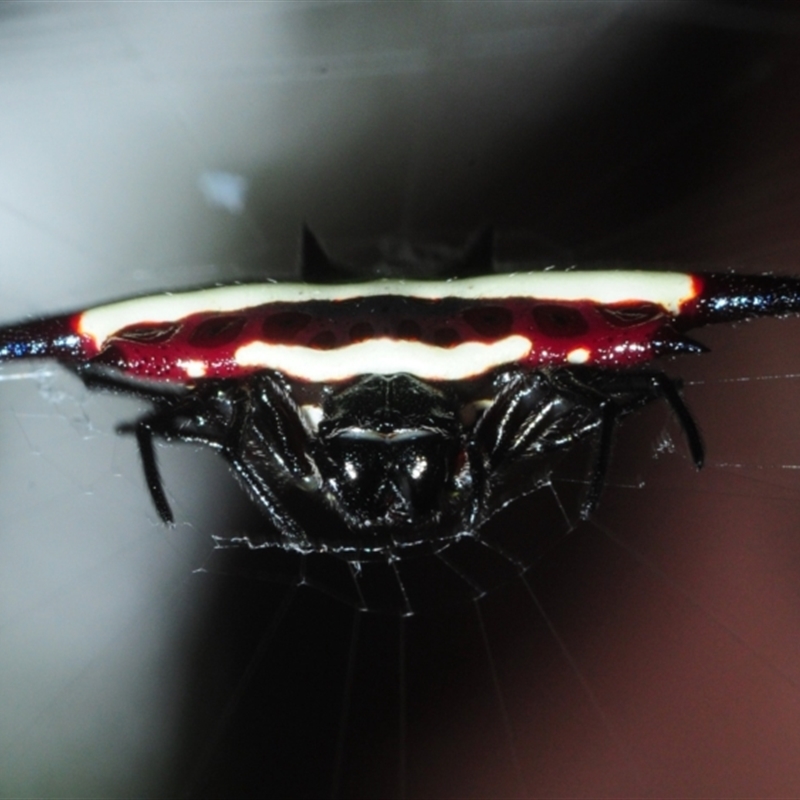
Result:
[0, 228, 795, 558]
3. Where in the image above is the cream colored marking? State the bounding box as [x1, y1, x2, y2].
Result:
[300, 404, 324, 431]
[460, 398, 494, 427]
[180, 360, 207, 378]
[566, 347, 591, 364]
[78, 271, 697, 348]
[234, 336, 533, 383]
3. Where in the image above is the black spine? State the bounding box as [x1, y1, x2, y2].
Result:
[0, 316, 81, 363]
[299, 225, 353, 283]
[692, 273, 800, 325]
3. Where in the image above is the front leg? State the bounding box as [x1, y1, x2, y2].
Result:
[469, 366, 703, 522]
[566, 368, 703, 517]
[467, 368, 602, 526]
[221, 374, 316, 551]
[471, 369, 604, 470]
[117, 389, 238, 525]
[118, 375, 315, 551]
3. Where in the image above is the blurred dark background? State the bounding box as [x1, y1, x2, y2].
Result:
[2, 2, 800, 797]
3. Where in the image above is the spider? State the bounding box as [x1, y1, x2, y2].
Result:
[0, 228, 796, 558]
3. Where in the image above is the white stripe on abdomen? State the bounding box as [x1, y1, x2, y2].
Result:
[235, 336, 533, 382]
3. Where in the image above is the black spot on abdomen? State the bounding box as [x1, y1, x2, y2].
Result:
[115, 322, 179, 344]
[462, 306, 513, 338]
[430, 327, 462, 347]
[598, 303, 664, 327]
[348, 322, 375, 343]
[189, 315, 248, 347]
[262, 311, 312, 341]
[531, 305, 589, 337]
[396, 319, 422, 339]
[310, 330, 337, 350]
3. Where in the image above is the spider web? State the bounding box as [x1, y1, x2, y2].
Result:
[4, 320, 800, 798]
[2, 3, 800, 798]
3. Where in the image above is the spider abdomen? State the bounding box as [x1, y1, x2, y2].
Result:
[35, 270, 707, 384]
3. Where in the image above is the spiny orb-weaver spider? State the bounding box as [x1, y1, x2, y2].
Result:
[0, 228, 796, 558]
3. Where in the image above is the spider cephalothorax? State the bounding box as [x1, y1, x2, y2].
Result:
[1, 228, 799, 558]
[314, 374, 465, 536]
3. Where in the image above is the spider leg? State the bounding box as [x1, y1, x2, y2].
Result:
[469, 369, 605, 526]
[557, 367, 703, 513]
[219, 375, 315, 551]
[644, 372, 705, 469]
[224, 456, 313, 552]
[471, 366, 704, 525]
[130, 415, 175, 525]
[78, 364, 190, 523]
[117, 400, 213, 525]
[576, 368, 704, 468]
[116, 378, 314, 550]
[240, 373, 314, 481]
[473, 370, 602, 467]
[77, 364, 188, 403]
[580, 401, 620, 520]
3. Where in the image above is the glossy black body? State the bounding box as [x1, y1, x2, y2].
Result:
[95, 359, 702, 558]
[17, 230, 708, 558]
